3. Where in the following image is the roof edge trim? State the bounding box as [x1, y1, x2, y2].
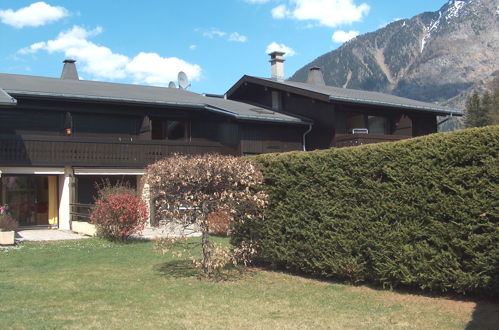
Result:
[328, 95, 463, 115]
[7, 90, 309, 124]
[0, 88, 17, 106]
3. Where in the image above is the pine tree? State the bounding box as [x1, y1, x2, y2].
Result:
[465, 91, 482, 128]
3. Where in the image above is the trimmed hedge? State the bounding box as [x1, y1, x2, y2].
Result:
[232, 126, 499, 298]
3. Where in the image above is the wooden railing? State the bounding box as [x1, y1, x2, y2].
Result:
[0, 135, 236, 167]
[70, 203, 93, 223]
[333, 134, 411, 148]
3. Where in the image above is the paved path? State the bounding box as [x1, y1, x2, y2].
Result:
[16, 229, 90, 242]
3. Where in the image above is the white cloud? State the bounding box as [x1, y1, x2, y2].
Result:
[228, 32, 247, 42]
[0, 1, 68, 28]
[332, 30, 359, 42]
[126, 52, 201, 86]
[272, 5, 290, 19]
[201, 28, 247, 43]
[189, 44, 197, 50]
[19, 25, 201, 85]
[271, 0, 370, 27]
[202, 28, 226, 39]
[266, 42, 296, 56]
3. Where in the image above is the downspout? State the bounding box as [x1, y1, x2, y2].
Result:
[302, 123, 312, 151]
[437, 113, 453, 126]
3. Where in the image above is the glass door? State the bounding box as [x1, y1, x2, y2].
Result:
[0, 175, 50, 226]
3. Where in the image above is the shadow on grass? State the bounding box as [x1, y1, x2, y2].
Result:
[466, 300, 499, 329]
[154, 259, 254, 282]
[258, 263, 499, 303]
[154, 259, 200, 278]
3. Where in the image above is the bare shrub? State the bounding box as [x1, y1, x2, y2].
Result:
[146, 154, 266, 277]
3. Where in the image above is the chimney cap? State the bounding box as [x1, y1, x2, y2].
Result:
[61, 59, 79, 80]
[268, 50, 285, 56]
[306, 66, 325, 86]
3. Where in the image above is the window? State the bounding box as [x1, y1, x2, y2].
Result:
[151, 119, 188, 140]
[341, 112, 390, 134]
[367, 115, 389, 134]
[271, 91, 281, 110]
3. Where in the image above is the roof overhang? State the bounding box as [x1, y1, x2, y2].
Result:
[0, 88, 17, 106]
[6, 89, 309, 125]
[327, 95, 462, 116]
[227, 76, 463, 116]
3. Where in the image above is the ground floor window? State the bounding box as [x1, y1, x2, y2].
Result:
[75, 175, 138, 204]
[0, 175, 58, 226]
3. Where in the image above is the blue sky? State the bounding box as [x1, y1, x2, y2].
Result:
[0, 0, 446, 94]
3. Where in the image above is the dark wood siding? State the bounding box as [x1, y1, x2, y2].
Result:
[0, 109, 63, 135]
[0, 135, 237, 167]
[73, 113, 140, 137]
[229, 82, 441, 150]
[240, 123, 303, 154]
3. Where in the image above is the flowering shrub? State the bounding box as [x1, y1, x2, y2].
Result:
[90, 193, 148, 242]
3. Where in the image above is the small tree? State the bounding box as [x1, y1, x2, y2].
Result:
[145, 154, 266, 277]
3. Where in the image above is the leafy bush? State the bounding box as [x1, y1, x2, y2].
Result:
[90, 183, 148, 242]
[0, 214, 18, 231]
[232, 126, 499, 298]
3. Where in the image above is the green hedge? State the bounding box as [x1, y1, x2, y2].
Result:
[232, 126, 499, 298]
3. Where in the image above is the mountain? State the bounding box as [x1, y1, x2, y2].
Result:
[290, 0, 498, 114]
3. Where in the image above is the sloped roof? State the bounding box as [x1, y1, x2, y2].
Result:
[227, 76, 463, 116]
[0, 73, 308, 125]
[0, 87, 17, 106]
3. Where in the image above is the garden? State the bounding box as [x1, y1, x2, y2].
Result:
[1, 238, 497, 329]
[1, 126, 498, 329]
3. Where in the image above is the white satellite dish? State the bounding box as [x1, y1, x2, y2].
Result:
[178, 71, 190, 90]
[168, 81, 176, 88]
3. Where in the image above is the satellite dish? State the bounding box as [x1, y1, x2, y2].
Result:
[178, 71, 190, 90]
[168, 81, 176, 88]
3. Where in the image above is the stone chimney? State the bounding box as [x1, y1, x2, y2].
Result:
[306, 66, 325, 86]
[269, 51, 285, 80]
[60, 59, 79, 80]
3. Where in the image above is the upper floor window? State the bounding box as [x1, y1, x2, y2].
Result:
[151, 119, 188, 140]
[367, 115, 389, 134]
[342, 112, 390, 134]
[271, 91, 281, 111]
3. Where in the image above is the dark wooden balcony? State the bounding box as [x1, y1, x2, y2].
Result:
[333, 134, 411, 148]
[0, 135, 236, 167]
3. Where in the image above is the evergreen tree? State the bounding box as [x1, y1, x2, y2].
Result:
[466, 75, 499, 128]
[465, 91, 483, 128]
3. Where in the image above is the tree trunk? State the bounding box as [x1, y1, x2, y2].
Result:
[201, 229, 212, 277]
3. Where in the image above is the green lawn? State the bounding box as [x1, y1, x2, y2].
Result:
[1, 238, 497, 329]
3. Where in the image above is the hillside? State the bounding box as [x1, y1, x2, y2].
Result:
[290, 0, 498, 113]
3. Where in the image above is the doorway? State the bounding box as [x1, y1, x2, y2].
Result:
[0, 175, 58, 227]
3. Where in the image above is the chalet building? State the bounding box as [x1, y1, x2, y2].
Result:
[0, 60, 309, 231]
[227, 51, 463, 150]
[0, 55, 463, 233]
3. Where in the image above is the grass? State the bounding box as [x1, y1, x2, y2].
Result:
[1, 238, 498, 329]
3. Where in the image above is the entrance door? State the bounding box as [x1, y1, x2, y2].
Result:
[0, 175, 57, 226]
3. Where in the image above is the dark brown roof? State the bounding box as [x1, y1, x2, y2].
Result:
[227, 76, 463, 116]
[0, 73, 309, 125]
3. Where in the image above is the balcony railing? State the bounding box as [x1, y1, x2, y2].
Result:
[0, 135, 236, 167]
[333, 134, 411, 148]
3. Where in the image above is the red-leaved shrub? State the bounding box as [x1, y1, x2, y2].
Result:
[90, 193, 148, 241]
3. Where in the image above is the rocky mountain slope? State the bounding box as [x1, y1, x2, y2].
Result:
[290, 0, 498, 110]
